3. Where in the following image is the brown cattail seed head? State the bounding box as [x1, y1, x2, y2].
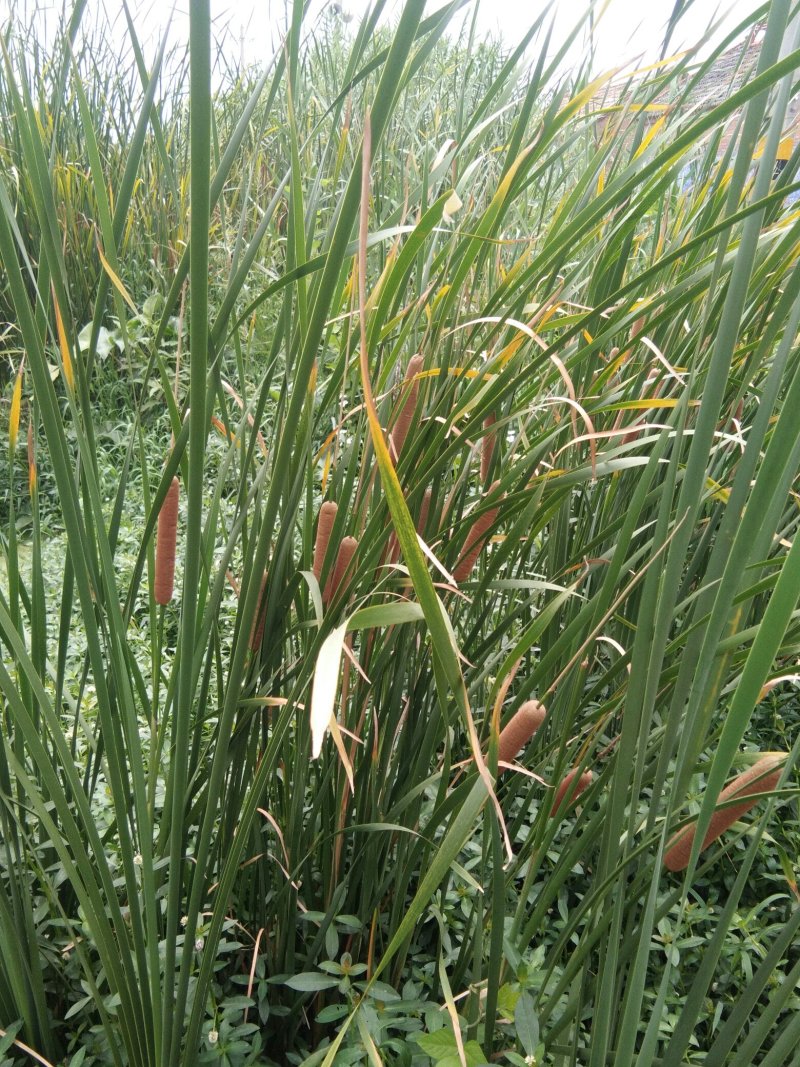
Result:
[453, 481, 501, 583]
[313, 500, 338, 580]
[155, 476, 180, 605]
[390, 354, 424, 458]
[385, 532, 400, 565]
[324, 536, 358, 604]
[417, 486, 433, 536]
[664, 754, 785, 872]
[481, 413, 496, 484]
[249, 571, 268, 652]
[497, 700, 547, 769]
[551, 768, 593, 816]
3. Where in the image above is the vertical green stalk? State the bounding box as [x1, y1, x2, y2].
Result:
[162, 2, 211, 1061]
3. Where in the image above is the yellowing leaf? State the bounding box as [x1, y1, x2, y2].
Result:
[27, 421, 36, 494]
[705, 476, 730, 503]
[559, 67, 621, 120]
[321, 447, 332, 494]
[97, 243, 137, 313]
[634, 113, 667, 159]
[442, 190, 462, 224]
[9, 363, 23, 452]
[52, 291, 74, 392]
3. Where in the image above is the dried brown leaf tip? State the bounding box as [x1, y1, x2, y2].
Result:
[664, 753, 785, 873]
[155, 476, 180, 605]
[389, 353, 424, 458]
[497, 700, 547, 770]
[453, 480, 502, 583]
[323, 536, 358, 605]
[313, 500, 338, 580]
[550, 768, 593, 817]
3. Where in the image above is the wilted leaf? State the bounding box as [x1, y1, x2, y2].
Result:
[309, 621, 347, 758]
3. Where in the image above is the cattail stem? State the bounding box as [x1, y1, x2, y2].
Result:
[551, 768, 593, 816]
[155, 476, 180, 605]
[249, 571, 268, 651]
[324, 536, 358, 604]
[313, 500, 338, 580]
[664, 754, 785, 872]
[497, 700, 546, 770]
[453, 481, 501, 582]
[389, 353, 424, 458]
[481, 413, 496, 484]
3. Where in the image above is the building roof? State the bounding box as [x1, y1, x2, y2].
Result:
[594, 23, 765, 119]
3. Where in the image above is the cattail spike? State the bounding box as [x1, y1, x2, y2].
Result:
[249, 571, 268, 651]
[664, 754, 785, 872]
[324, 536, 358, 604]
[390, 354, 424, 458]
[313, 500, 338, 580]
[481, 413, 496, 484]
[497, 700, 547, 770]
[453, 481, 502, 583]
[551, 768, 593, 816]
[417, 486, 433, 536]
[155, 476, 180, 605]
[385, 533, 400, 565]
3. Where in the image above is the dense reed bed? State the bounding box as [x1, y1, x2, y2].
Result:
[0, 1, 799, 1064]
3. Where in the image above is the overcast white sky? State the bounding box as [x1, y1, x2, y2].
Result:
[165, 0, 763, 72]
[3, 0, 765, 75]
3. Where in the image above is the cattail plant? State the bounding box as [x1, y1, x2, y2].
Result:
[155, 476, 180, 605]
[313, 500, 338, 580]
[248, 571, 268, 652]
[386, 486, 434, 564]
[389, 353, 424, 458]
[453, 481, 501, 582]
[550, 768, 593, 816]
[323, 536, 358, 604]
[481, 413, 496, 484]
[497, 700, 547, 770]
[664, 754, 785, 872]
[417, 486, 433, 537]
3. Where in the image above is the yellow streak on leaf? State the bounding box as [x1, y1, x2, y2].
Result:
[9, 364, 22, 452]
[705, 476, 730, 503]
[27, 421, 36, 495]
[634, 114, 668, 159]
[97, 243, 137, 313]
[52, 292, 74, 392]
[321, 447, 332, 494]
